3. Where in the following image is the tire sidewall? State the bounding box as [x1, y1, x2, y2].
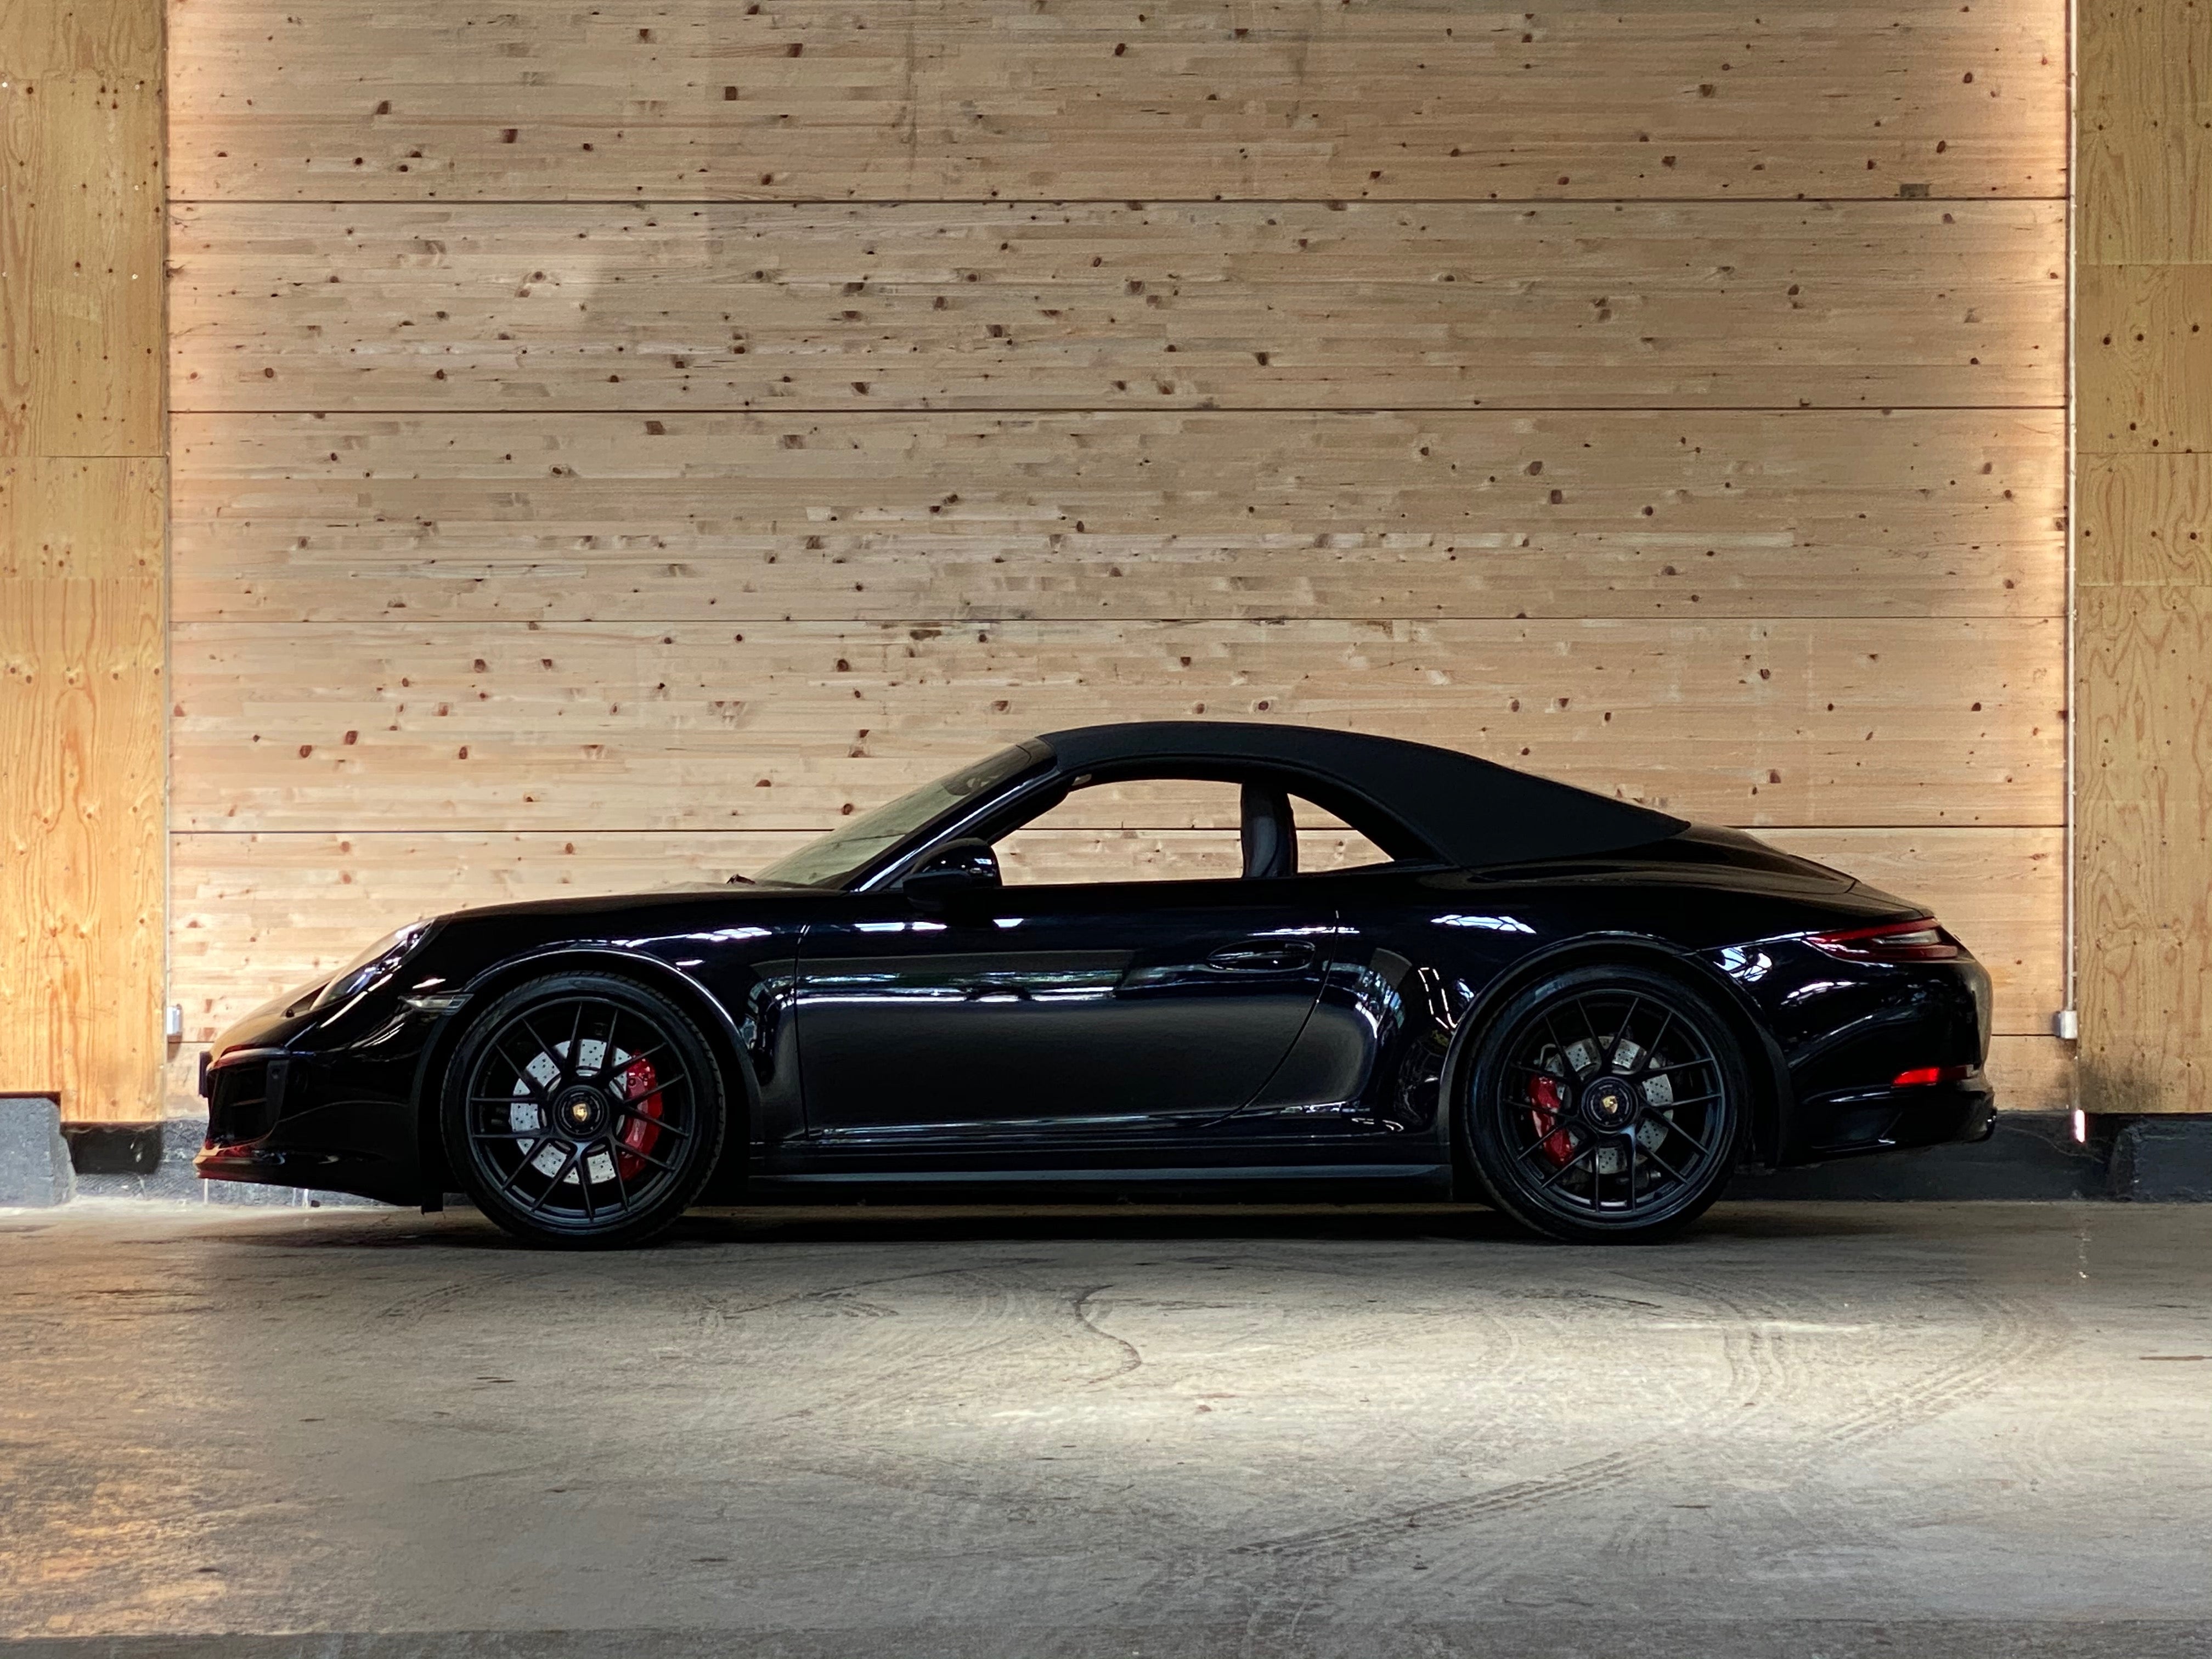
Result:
[1460, 963, 1748, 1244]
[441, 971, 727, 1248]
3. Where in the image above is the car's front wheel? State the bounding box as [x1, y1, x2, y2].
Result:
[441, 972, 726, 1248]
[1462, 965, 1748, 1244]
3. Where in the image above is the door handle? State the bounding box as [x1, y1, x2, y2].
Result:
[1207, 940, 1316, 971]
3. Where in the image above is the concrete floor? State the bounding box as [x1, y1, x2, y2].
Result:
[2, 1201, 2209, 1659]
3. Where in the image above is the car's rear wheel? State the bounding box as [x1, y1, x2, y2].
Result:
[441, 973, 725, 1248]
[1462, 965, 1747, 1244]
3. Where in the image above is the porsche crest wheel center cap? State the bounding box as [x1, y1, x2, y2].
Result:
[1582, 1076, 1639, 1131]
[555, 1085, 610, 1138]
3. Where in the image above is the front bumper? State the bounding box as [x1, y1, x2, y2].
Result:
[195, 998, 450, 1206]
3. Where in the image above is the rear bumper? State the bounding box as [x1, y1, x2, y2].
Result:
[1717, 937, 1997, 1168]
[1793, 1073, 1999, 1161]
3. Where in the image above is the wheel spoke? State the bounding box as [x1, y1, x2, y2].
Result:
[607, 1043, 677, 1091]
[567, 1001, 599, 1077]
[492, 1045, 554, 1098]
[493, 1138, 552, 1200]
[581, 1001, 623, 1077]
[616, 1103, 689, 1140]
[605, 1138, 631, 1212]
[1517, 1126, 1571, 1166]
[1626, 1130, 1639, 1206]
[613, 1067, 687, 1104]
[1662, 1121, 1718, 1160]
[620, 1142, 685, 1177]
[1537, 1139, 1596, 1195]
[1643, 1057, 1716, 1080]
[1646, 1144, 1694, 1186]
[575, 1147, 598, 1221]
[1542, 1012, 1583, 1079]
[1575, 996, 1608, 1073]
[523, 1143, 579, 1215]
[1607, 995, 1641, 1070]
[1634, 1009, 1675, 1075]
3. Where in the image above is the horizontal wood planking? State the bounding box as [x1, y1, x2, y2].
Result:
[1759, 827, 2060, 1032]
[166, 825, 2057, 1044]
[172, 409, 2067, 623]
[166, 0, 2066, 204]
[160, 0, 2074, 1118]
[167, 200, 2067, 413]
[1982, 1034, 2073, 1112]
[170, 618, 2063, 833]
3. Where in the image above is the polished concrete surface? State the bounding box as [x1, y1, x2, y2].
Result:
[2, 1200, 2208, 1657]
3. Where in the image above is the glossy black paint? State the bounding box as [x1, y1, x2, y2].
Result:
[196, 725, 1996, 1209]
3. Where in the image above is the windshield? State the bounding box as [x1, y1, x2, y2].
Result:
[752, 744, 1042, 889]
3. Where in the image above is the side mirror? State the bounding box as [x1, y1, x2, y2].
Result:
[902, 837, 1001, 907]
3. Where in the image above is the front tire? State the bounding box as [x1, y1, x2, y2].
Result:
[441, 972, 726, 1248]
[1462, 965, 1748, 1244]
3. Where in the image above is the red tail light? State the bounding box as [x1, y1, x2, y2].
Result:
[1805, 918, 1961, 963]
[1893, 1064, 1974, 1087]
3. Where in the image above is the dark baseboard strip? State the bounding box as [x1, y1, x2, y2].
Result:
[60, 1122, 165, 1176]
[1735, 1111, 2212, 1201]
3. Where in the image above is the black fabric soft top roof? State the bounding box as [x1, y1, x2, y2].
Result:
[1034, 721, 1686, 871]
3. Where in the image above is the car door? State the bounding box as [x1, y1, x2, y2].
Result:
[792, 877, 1334, 1148]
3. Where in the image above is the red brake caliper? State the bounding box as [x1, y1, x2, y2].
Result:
[1528, 1072, 1576, 1166]
[616, 1054, 664, 1181]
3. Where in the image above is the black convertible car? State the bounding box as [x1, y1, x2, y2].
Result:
[199, 722, 1994, 1245]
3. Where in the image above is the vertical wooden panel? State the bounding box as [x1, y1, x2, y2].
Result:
[2078, 0, 2212, 266]
[0, 1, 168, 1122]
[2075, 0, 2212, 1114]
[0, 558, 168, 1118]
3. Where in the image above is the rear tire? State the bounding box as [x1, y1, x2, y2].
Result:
[1461, 964, 1747, 1244]
[441, 972, 726, 1249]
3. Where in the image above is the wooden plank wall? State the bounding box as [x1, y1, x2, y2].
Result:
[2076, 0, 2211, 1113]
[165, 0, 2072, 1113]
[0, 0, 168, 1122]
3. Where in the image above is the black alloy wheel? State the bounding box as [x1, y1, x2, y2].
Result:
[1462, 966, 1747, 1243]
[442, 972, 726, 1248]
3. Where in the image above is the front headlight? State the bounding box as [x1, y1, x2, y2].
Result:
[311, 921, 435, 1010]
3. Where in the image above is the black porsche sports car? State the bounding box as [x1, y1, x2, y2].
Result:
[199, 722, 1994, 1246]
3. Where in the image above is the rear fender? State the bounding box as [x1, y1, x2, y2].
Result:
[1434, 932, 1793, 1186]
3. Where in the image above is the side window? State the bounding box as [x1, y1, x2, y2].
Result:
[998, 778, 1245, 885]
[1293, 797, 1395, 873]
[995, 775, 1403, 885]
